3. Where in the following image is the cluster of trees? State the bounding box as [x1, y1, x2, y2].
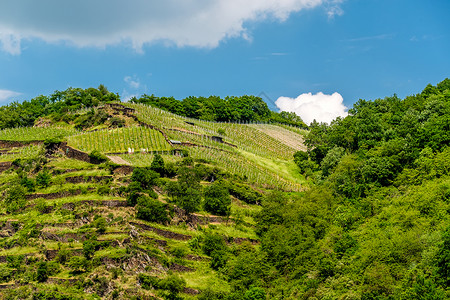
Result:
[172, 78, 450, 299]
[212, 79, 450, 299]
[0, 85, 119, 129]
[131, 94, 307, 127]
[126, 154, 236, 223]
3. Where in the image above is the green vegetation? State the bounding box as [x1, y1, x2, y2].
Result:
[0, 127, 78, 142]
[0, 79, 448, 299]
[67, 126, 171, 153]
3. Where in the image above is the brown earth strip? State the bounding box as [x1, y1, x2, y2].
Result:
[130, 222, 192, 241]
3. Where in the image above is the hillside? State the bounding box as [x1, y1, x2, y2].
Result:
[0, 94, 307, 299]
[0, 79, 450, 299]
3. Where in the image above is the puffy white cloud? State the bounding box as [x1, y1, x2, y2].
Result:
[0, 0, 343, 54]
[0, 89, 21, 103]
[275, 92, 348, 125]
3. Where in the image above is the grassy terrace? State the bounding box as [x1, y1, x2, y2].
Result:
[0, 127, 78, 142]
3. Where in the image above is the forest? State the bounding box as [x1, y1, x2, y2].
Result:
[0, 79, 448, 299]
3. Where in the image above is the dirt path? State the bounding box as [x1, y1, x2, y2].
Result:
[107, 155, 131, 165]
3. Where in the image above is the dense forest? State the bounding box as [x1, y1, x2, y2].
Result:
[0, 79, 448, 299]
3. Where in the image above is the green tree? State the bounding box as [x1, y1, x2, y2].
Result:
[136, 196, 170, 224]
[150, 154, 166, 176]
[204, 182, 231, 216]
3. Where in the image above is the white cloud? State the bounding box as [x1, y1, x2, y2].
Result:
[0, 0, 343, 54]
[275, 92, 348, 125]
[0, 89, 21, 103]
[124, 76, 140, 89]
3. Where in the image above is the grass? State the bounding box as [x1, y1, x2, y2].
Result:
[0, 246, 38, 256]
[238, 148, 306, 186]
[47, 158, 97, 170]
[0, 127, 78, 142]
[179, 261, 230, 293]
[0, 144, 43, 162]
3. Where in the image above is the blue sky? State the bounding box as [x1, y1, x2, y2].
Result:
[0, 0, 449, 123]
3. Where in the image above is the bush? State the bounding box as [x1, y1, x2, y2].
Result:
[131, 167, 160, 189]
[68, 256, 89, 273]
[36, 262, 49, 282]
[20, 176, 35, 192]
[89, 150, 108, 163]
[202, 232, 227, 256]
[136, 196, 170, 224]
[138, 273, 160, 290]
[204, 182, 231, 216]
[5, 185, 27, 213]
[36, 169, 52, 188]
[150, 154, 166, 176]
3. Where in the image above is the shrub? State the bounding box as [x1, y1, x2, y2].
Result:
[136, 196, 170, 224]
[36, 262, 49, 282]
[20, 176, 35, 192]
[89, 150, 108, 163]
[5, 185, 27, 213]
[131, 167, 160, 189]
[68, 256, 89, 273]
[150, 154, 166, 176]
[36, 169, 52, 188]
[204, 182, 231, 216]
[202, 232, 227, 256]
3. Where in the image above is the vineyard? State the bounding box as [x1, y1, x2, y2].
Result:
[67, 126, 171, 153]
[116, 103, 307, 191]
[0, 127, 78, 142]
[126, 103, 305, 160]
[0, 144, 43, 162]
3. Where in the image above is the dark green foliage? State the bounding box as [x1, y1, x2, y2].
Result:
[20, 175, 36, 192]
[0, 86, 118, 130]
[244, 286, 266, 300]
[177, 187, 202, 214]
[83, 238, 96, 259]
[36, 169, 52, 188]
[36, 262, 48, 282]
[136, 196, 170, 224]
[68, 256, 89, 273]
[93, 216, 107, 234]
[437, 227, 450, 286]
[204, 182, 231, 216]
[150, 154, 166, 176]
[131, 167, 160, 190]
[139, 273, 186, 299]
[132, 94, 274, 123]
[210, 249, 228, 270]
[226, 181, 263, 205]
[138, 273, 160, 290]
[0, 265, 12, 283]
[5, 184, 27, 213]
[88, 150, 108, 163]
[166, 166, 202, 213]
[202, 232, 227, 256]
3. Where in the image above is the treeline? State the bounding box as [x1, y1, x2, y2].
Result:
[131, 94, 307, 127]
[0, 85, 119, 129]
